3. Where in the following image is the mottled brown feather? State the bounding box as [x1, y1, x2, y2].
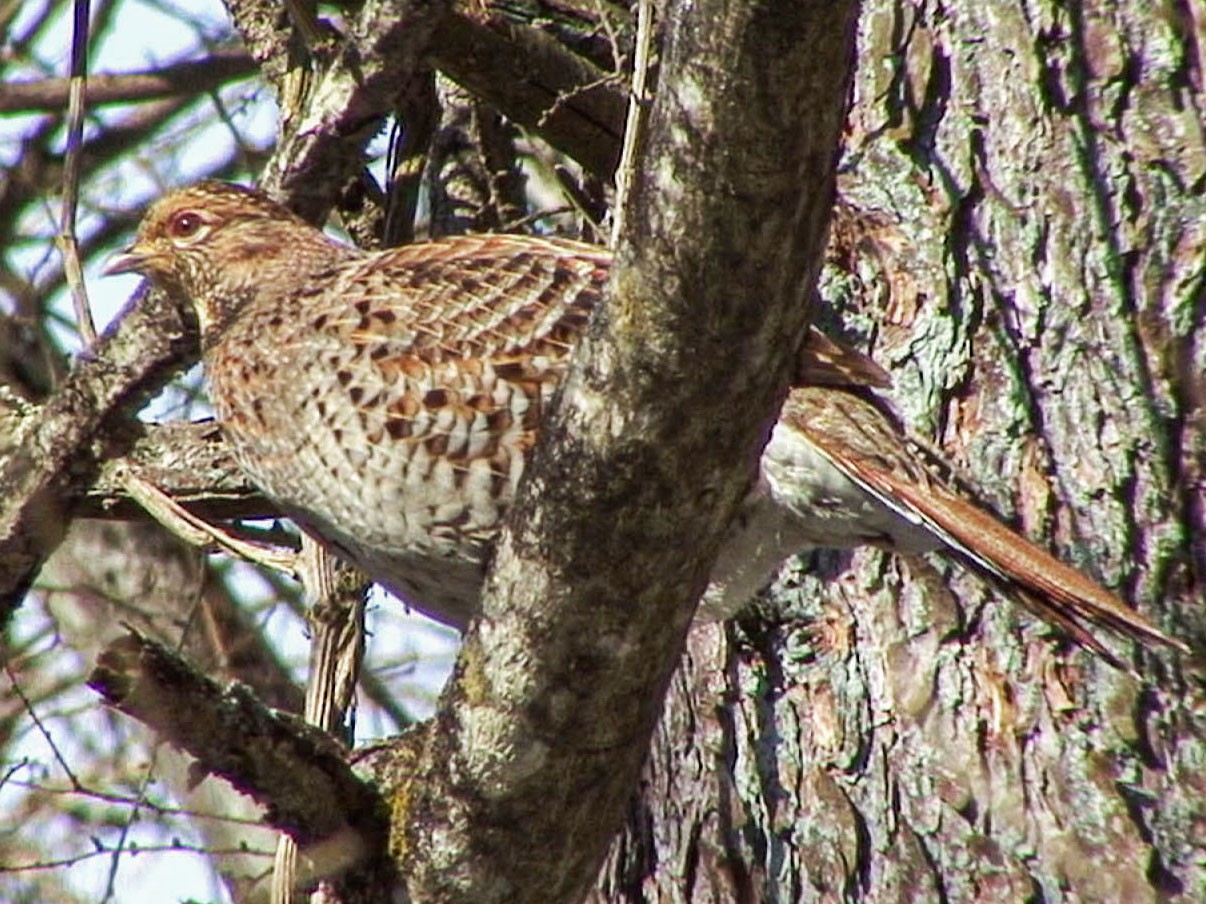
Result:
[108, 181, 1187, 663]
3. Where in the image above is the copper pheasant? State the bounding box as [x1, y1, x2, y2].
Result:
[105, 181, 1186, 665]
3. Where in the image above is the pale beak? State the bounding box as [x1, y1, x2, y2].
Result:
[102, 247, 149, 276]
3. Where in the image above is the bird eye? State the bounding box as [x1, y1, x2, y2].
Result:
[166, 210, 205, 240]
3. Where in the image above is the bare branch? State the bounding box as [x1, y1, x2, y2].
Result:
[271, 540, 368, 902]
[382, 1, 862, 901]
[252, 0, 454, 221]
[84, 420, 263, 519]
[87, 629, 384, 849]
[0, 48, 259, 113]
[610, 0, 654, 245]
[431, 9, 626, 180]
[56, 0, 98, 344]
[116, 463, 294, 574]
[1, 840, 274, 875]
[0, 283, 197, 626]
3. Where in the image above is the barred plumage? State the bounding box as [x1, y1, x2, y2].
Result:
[107, 181, 1186, 664]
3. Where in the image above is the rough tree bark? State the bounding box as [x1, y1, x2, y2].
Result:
[80, 0, 861, 899]
[363, 2, 861, 901]
[592, 2, 1205, 902]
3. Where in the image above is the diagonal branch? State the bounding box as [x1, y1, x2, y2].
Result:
[246, 0, 455, 221]
[430, 9, 627, 179]
[87, 629, 386, 856]
[375, 1, 863, 902]
[0, 47, 259, 113]
[0, 285, 198, 624]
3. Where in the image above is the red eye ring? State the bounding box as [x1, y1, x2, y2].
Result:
[167, 210, 204, 239]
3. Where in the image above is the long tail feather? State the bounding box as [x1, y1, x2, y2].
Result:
[786, 386, 1189, 664]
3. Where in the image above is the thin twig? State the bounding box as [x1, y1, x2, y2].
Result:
[1, 841, 275, 874]
[3, 665, 82, 789]
[265, 568, 420, 732]
[3, 777, 268, 827]
[611, 0, 654, 246]
[0, 48, 258, 113]
[504, 204, 576, 232]
[117, 464, 298, 576]
[272, 537, 367, 903]
[57, 0, 97, 344]
[102, 746, 163, 900]
[535, 71, 623, 132]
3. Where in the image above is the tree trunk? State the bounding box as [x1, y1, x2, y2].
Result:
[594, 2, 1205, 901]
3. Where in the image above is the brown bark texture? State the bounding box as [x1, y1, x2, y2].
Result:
[595, 2, 1206, 902]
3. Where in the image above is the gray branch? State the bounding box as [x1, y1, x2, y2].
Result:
[87, 629, 392, 892]
[375, 1, 862, 901]
[0, 48, 259, 113]
[431, 11, 626, 180]
[0, 286, 198, 623]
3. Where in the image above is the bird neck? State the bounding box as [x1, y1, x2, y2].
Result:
[195, 229, 357, 343]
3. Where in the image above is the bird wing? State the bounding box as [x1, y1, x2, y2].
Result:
[330, 233, 891, 389]
[795, 316, 892, 390]
[328, 234, 610, 365]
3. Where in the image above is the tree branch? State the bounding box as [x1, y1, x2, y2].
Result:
[0, 48, 259, 113]
[430, 9, 627, 180]
[0, 286, 197, 625]
[250, 0, 454, 221]
[85, 420, 264, 521]
[379, 1, 862, 901]
[87, 630, 386, 858]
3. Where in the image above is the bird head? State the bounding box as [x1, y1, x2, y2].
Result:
[105, 181, 344, 334]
